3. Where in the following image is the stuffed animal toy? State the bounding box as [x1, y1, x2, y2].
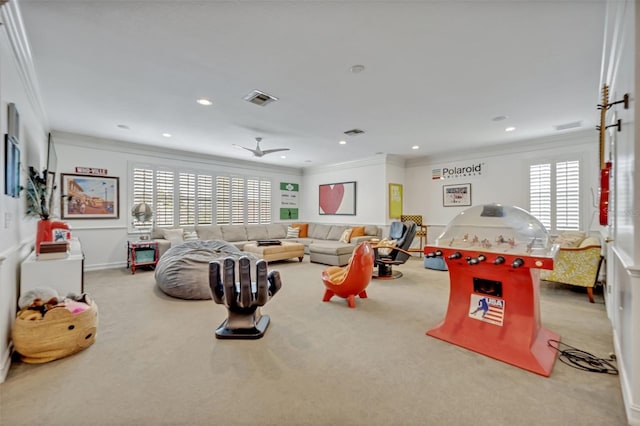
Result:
[18, 287, 60, 309]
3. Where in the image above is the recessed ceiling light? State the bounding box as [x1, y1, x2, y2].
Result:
[505, 127, 516, 132]
[117, 124, 130, 129]
[196, 98, 213, 106]
[280, 155, 287, 159]
[339, 140, 347, 145]
[412, 145, 419, 150]
[162, 133, 172, 138]
[350, 64, 365, 73]
[492, 115, 508, 121]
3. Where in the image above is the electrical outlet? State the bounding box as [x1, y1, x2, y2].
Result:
[4, 212, 11, 229]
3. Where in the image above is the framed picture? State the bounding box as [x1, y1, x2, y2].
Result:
[8, 103, 19, 141]
[61, 173, 119, 219]
[389, 183, 403, 218]
[4, 134, 20, 198]
[443, 183, 471, 207]
[319, 181, 356, 215]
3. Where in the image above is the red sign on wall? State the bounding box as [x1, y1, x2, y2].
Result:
[75, 167, 108, 176]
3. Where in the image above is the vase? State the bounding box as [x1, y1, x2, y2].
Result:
[35, 219, 70, 255]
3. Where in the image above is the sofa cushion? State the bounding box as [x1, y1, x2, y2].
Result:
[309, 243, 355, 256]
[221, 226, 248, 242]
[246, 225, 269, 241]
[196, 225, 223, 241]
[292, 223, 309, 238]
[327, 225, 348, 241]
[555, 231, 586, 248]
[364, 225, 379, 237]
[266, 224, 287, 239]
[162, 228, 185, 247]
[310, 224, 332, 240]
[151, 227, 166, 239]
[579, 237, 600, 248]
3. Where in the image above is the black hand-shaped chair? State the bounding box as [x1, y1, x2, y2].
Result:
[209, 256, 282, 339]
[373, 220, 417, 279]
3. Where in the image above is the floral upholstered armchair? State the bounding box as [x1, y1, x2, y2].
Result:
[540, 233, 603, 303]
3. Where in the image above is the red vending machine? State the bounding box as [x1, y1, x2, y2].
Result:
[425, 204, 560, 376]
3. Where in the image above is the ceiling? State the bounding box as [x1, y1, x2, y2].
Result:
[16, 0, 606, 168]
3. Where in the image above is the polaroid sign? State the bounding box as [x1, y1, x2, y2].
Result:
[432, 162, 484, 180]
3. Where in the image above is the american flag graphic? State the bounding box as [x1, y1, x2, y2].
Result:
[469, 294, 505, 327]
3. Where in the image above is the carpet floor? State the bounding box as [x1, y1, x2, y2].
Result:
[0, 256, 627, 425]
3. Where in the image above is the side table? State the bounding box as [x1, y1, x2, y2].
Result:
[127, 240, 159, 274]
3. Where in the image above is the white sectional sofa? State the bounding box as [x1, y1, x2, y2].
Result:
[150, 223, 382, 266]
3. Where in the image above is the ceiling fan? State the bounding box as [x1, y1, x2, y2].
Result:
[233, 137, 290, 158]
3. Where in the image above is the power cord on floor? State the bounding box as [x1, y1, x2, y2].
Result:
[547, 339, 618, 375]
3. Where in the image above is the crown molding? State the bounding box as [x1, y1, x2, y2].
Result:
[52, 130, 302, 176]
[405, 129, 594, 167]
[0, 0, 48, 127]
[302, 154, 389, 176]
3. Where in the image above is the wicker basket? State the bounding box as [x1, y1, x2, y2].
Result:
[12, 299, 98, 364]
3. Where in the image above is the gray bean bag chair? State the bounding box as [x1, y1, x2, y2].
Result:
[155, 240, 258, 300]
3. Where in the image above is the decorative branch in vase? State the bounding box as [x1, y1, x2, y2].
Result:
[25, 166, 71, 255]
[26, 166, 52, 219]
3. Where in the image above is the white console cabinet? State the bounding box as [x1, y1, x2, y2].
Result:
[20, 239, 85, 298]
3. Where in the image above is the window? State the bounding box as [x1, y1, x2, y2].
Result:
[178, 173, 195, 226]
[215, 176, 230, 225]
[529, 159, 580, 232]
[131, 164, 272, 230]
[247, 178, 272, 224]
[197, 175, 213, 225]
[132, 168, 153, 228]
[155, 170, 174, 227]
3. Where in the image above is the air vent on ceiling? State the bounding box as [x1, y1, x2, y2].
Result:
[344, 128, 365, 136]
[555, 121, 583, 131]
[243, 90, 278, 107]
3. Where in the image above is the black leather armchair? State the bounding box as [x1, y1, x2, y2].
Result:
[372, 221, 417, 279]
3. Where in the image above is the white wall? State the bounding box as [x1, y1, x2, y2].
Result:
[52, 131, 302, 270]
[404, 131, 599, 242]
[301, 156, 389, 225]
[0, 3, 49, 382]
[601, 1, 639, 424]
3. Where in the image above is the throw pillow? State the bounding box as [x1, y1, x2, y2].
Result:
[286, 226, 300, 238]
[377, 238, 397, 256]
[554, 231, 586, 248]
[162, 228, 185, 247]
[339, 228, 353, 243]
[292, 223, 308, 238]
[350, 226, 365, 241]
[579, 237, 600, 248]
[184, 231, 198, 241]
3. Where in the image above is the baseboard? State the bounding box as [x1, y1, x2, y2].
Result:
[614, 332, 640, 425]
[0, 342, 14, 384]
[84, 262, 127, 272]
